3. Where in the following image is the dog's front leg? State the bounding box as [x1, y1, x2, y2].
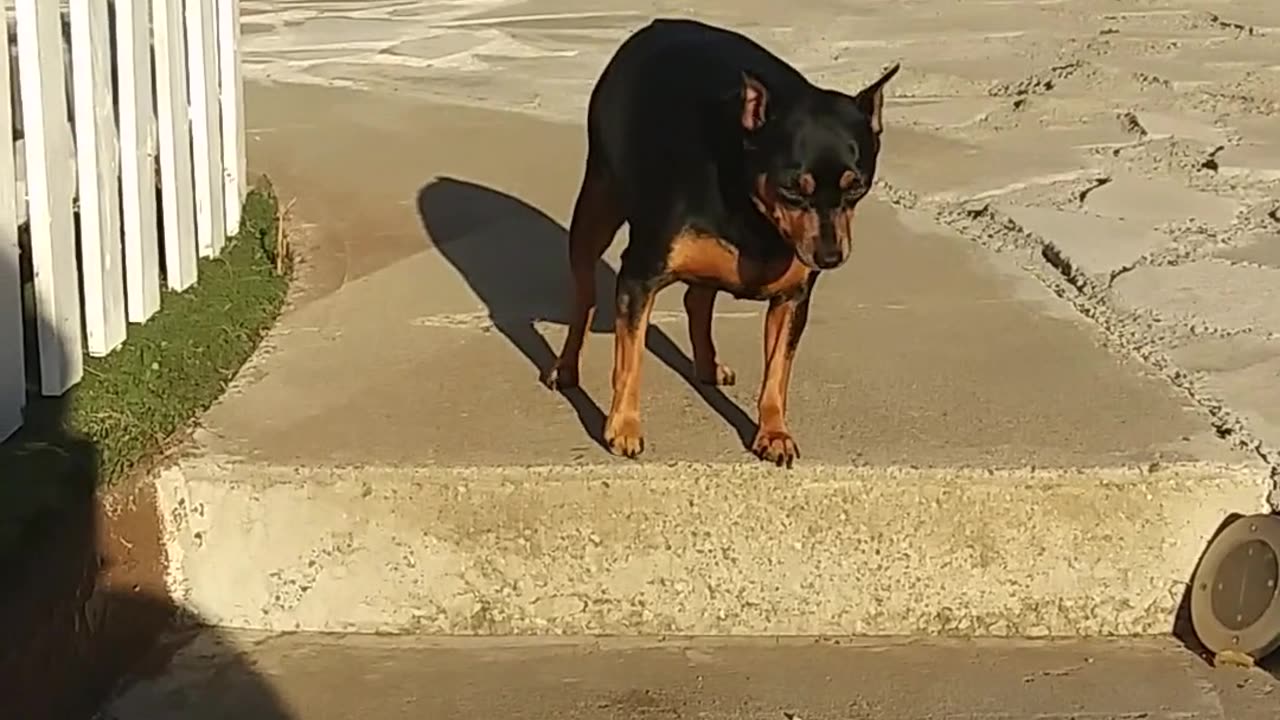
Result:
[752, 291, 812, 467]
[604, 271, 658, 458]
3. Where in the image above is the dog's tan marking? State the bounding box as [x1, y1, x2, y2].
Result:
[667, 228, 811, 299]
[752, 296, 805, 467]
[683, 285, 736, 386]
[603, 290, 655, 458]
[798, 171, 816, 195]
[749, 175, 825, 257]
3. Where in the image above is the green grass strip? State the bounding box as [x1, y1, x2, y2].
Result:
[0, 182, 290, 565]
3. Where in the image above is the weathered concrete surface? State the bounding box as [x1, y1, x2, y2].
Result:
[1169, 335, 1280, 453]
[106, 634, 1280, 720]
[1082, 175, 1239, 228]
[1215, 233, 1280, 269]
[157, 462, 1264, 636]
[1113, 261, 1280, 337]
[997, 204, 1168, 277]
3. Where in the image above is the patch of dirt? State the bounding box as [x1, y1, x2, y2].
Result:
[0, 475, 176, 720]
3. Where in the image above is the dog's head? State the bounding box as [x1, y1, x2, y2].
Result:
[738, 64, 899, 271]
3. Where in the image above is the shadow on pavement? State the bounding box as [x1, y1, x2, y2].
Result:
[415, 175, 756, 449]
[0, 244, 293, 718]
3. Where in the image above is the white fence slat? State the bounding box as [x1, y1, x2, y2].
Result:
[116, 0, 162, 323]
[70, 0, 127, 357]
[153, 0, 199, 291]
[15, 0, 84, 394]
[217, 0, 246, 233]
[1, 10, 24, 440]
[186, 0, 226, 257]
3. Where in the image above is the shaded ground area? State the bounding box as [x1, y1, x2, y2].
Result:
[0, 188, 287, 565]
[109, 633, 1280, 720]
[0, 191, 290, 718]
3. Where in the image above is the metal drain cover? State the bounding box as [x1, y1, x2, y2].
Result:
[1190, 513, 1280, 661]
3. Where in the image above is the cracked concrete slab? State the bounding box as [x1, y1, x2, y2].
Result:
[1217, 117, 1280, 180]
[1082, 175, 1239, 228]
[1135, 110, 1229, 146]
[1111, 260, 1280, 336]
[1170, 335, 1280, 450]
[1215, 233, 1280, 268]
[999, 204, 1169, 276]
[106, 634, 1280, 720]
[878, 125, 1093, 201]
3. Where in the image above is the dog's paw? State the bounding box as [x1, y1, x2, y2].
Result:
[541, 362, 579, 391]
[696, 362, 736, 387]
[752, 428, 799, 468]
[604, 414, 645, 459]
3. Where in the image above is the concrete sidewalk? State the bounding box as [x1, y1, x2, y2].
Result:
[107, 634, 1280, 719]
[146, 0, 1279, 639]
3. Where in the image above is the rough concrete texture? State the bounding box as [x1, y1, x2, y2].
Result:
[1113, 261, 1280, 337]
[1082, 175, 1240, 228]
[996, 204, 1169, 277]
[1215, 232, 1280, 268]
[106, 634, 1280, 720]
[156, 462, 1264, 636]
[165, 0, 1280, 636]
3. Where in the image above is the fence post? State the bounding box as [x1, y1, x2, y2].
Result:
[14, 0, 84, 394]
[218, 0, 246, 233]
[1, 12, 24, 440]
[153, 0, 199, 291]
[70, 0, 128, 357]
[117, 0, 162, 323]
[186, 0, 226, 257]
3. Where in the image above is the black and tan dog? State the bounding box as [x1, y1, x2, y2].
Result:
[543, 18, 900, 467]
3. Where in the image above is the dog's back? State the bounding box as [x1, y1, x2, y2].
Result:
[585, 19, 811, 207]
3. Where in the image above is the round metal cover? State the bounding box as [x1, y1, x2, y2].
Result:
[1190, 513, 1280, 660]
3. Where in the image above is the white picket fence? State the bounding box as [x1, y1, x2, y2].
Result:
[0, 0, 246, 441]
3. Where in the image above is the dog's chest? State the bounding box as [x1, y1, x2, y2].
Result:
[666, 230, 810, 300]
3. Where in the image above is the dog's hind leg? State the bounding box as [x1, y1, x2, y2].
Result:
[543, 154, 624, 390]
[683, 285, 736, 386]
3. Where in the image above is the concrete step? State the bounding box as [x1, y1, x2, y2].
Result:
[158, 460, 1264, 636]
[106, 633, 1280, 719]
[142, 82, 1275, 638]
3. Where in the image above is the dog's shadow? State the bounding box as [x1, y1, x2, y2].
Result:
[416, 176, 755, 450]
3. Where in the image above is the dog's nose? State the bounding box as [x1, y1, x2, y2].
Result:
[814, 248, 844, 269]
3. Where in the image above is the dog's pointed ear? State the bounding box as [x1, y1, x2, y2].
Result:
[853, 62, 900, 135]
[741, 72, 769, 131]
